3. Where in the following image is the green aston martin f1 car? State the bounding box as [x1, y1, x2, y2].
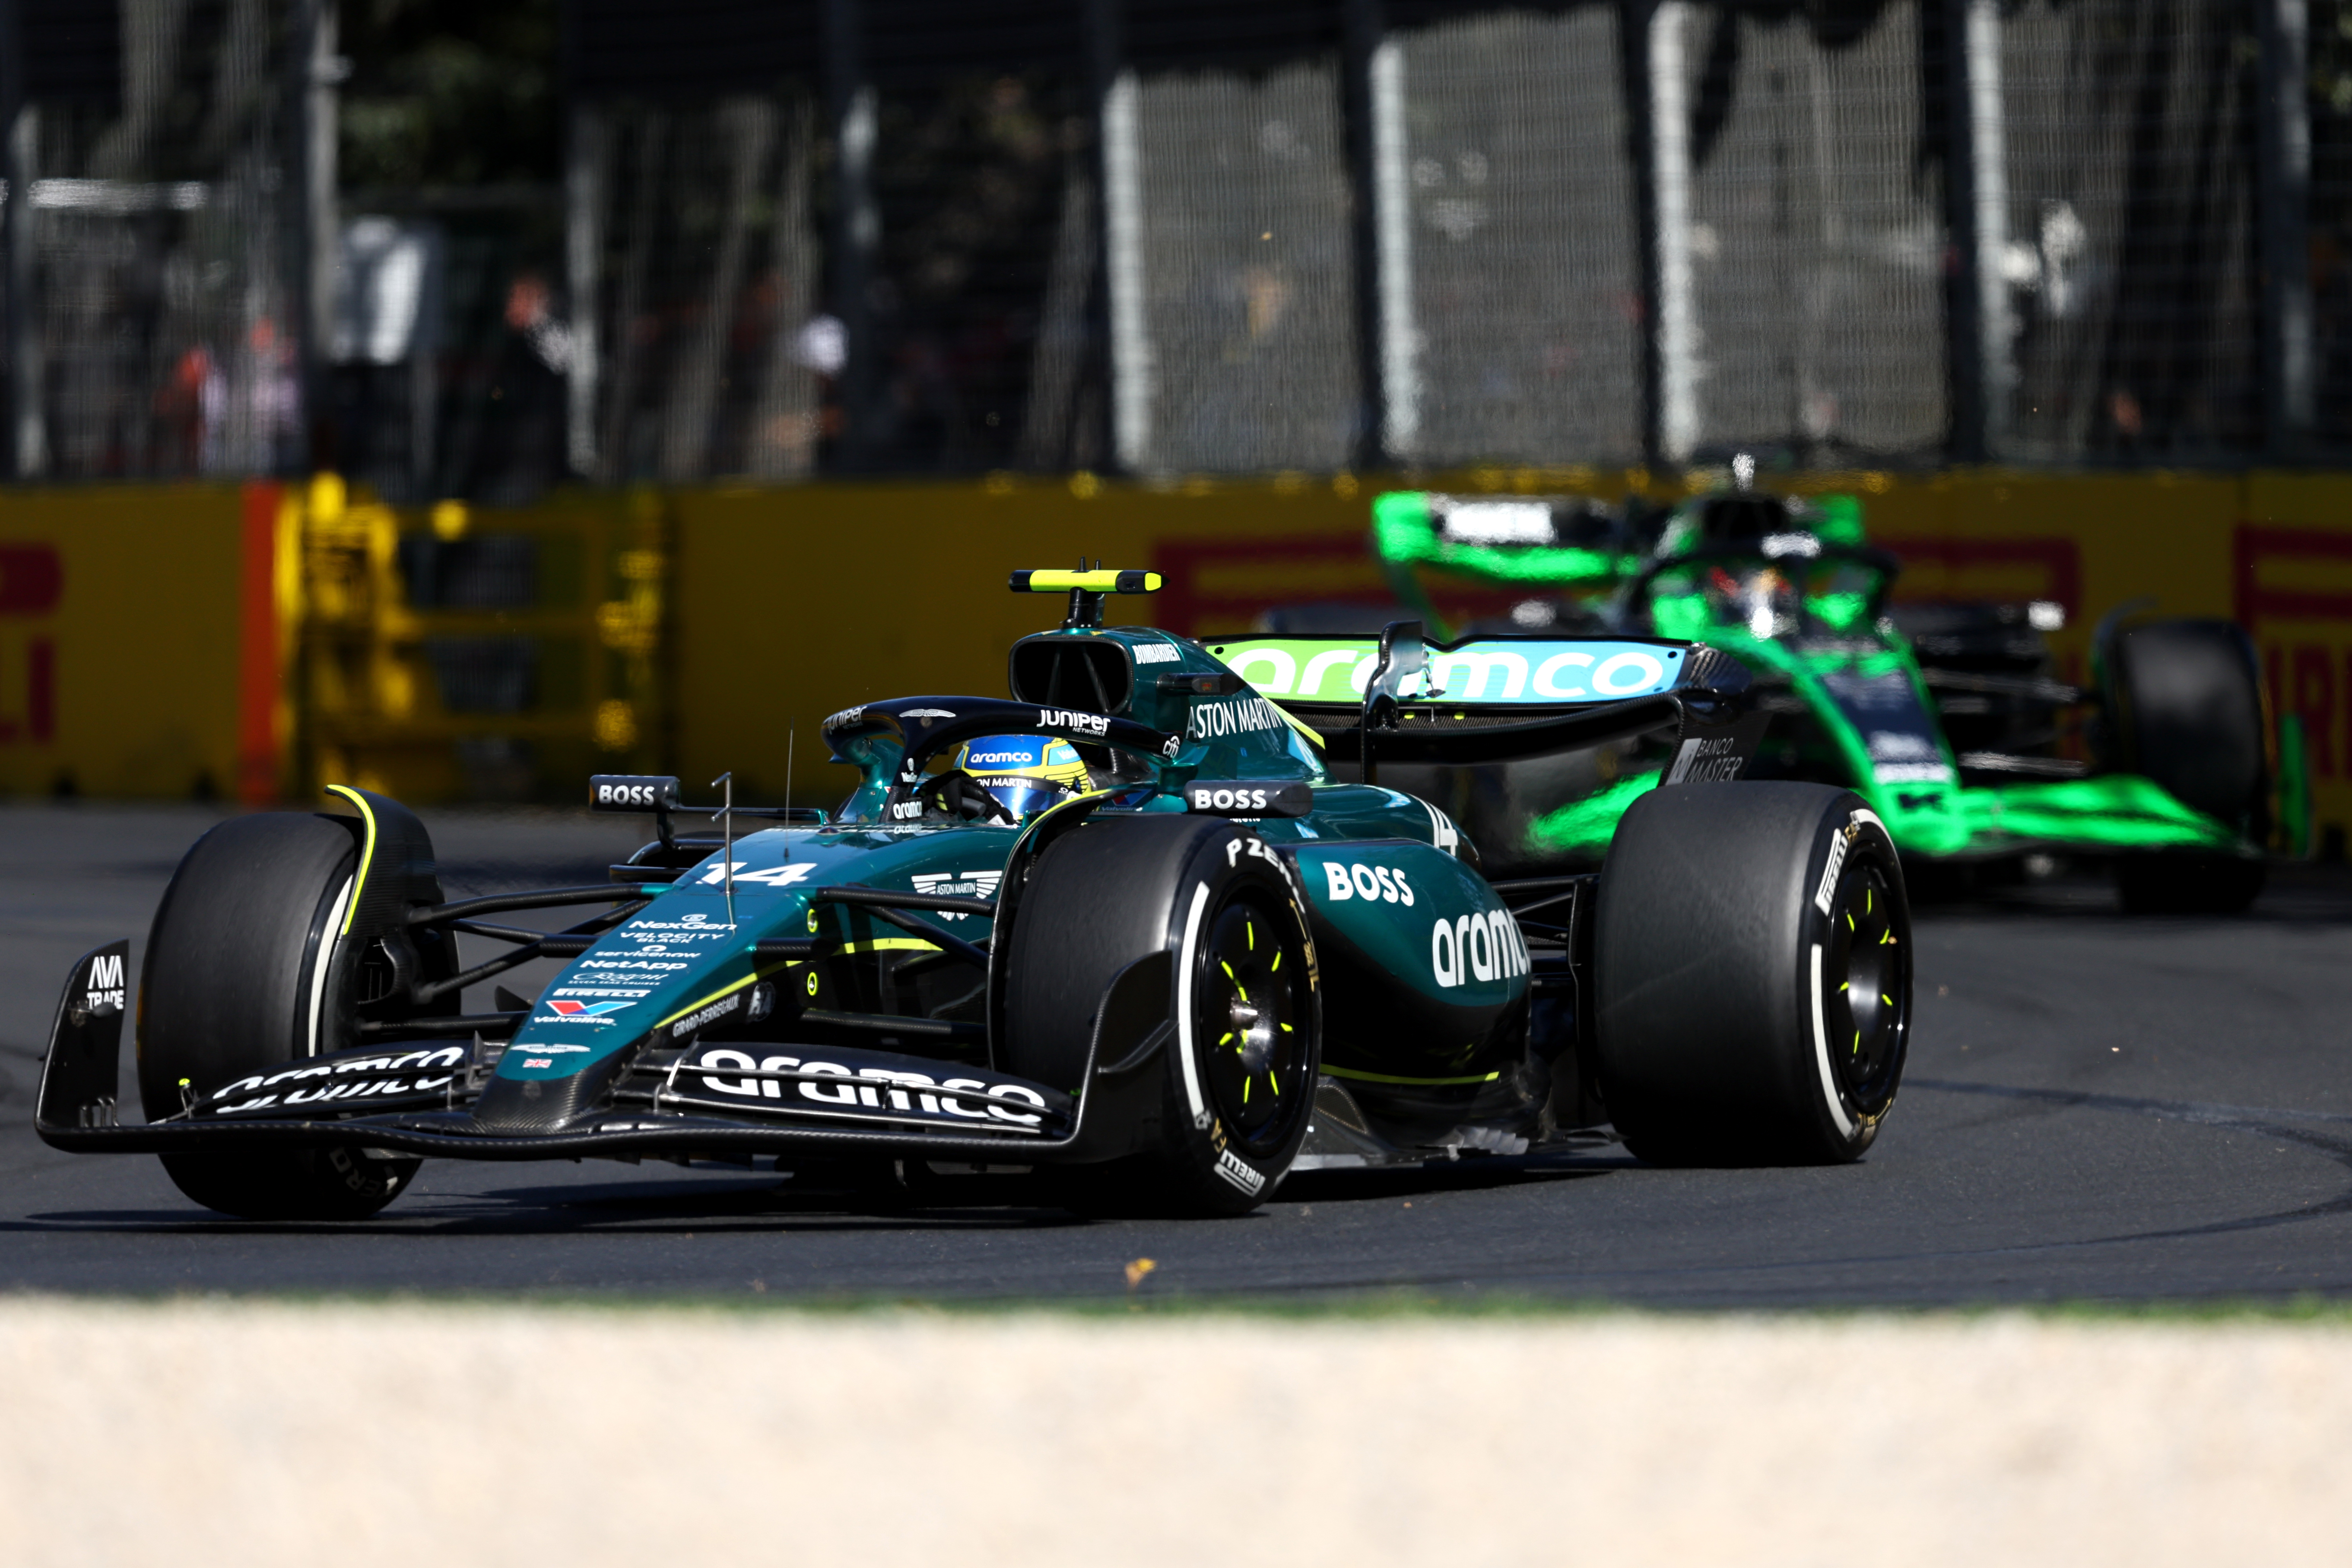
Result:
[38, 568, 1910, 1219]
[1234, 482, 2276, 913]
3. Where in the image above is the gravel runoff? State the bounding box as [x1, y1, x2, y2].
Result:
[3, 1301, 2346, 1565]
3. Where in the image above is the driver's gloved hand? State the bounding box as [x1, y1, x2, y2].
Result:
[919, 770, 1015, 824]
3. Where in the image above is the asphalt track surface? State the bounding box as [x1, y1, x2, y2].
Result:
[2, 803, 2349, 1307]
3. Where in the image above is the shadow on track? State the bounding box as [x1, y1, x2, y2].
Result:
[9, 1148, 1631, 1237]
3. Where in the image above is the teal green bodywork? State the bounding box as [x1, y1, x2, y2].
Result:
[504, 605, 1529, 1095]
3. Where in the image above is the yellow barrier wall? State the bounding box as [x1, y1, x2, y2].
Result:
[670, 480, 1369, 811]
[673, 470, 2350, 848]
[8, 471, 2347, 855]
[0, 484, 252, 800]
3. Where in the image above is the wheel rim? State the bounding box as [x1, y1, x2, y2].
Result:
[1194, 891, 1312, 1156]
[1823, 859, 1907, 1113]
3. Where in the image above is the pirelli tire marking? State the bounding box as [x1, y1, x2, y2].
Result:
[1807, 806, 1897, 1143]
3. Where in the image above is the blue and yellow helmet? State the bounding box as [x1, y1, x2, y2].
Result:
[954, 734, 1091, 818]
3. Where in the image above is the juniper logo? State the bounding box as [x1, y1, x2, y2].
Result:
[1036, 708, 1110, 736]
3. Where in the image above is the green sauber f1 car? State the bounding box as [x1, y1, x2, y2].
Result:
[1234, 477, 2277, 912]
[38, 568, 1911, 1220]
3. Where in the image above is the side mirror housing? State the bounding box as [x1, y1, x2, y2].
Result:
[588, 775, 682, 813]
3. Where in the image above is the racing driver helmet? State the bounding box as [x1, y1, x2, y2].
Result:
[953, 734, 1092, 819]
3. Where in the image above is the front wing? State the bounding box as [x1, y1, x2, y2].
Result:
[36, 943, 1166, 1167]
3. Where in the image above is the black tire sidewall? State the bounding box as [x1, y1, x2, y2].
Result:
[1156, 825, 1320, 1210]
[139, 812, 419, 1219]
[1004, 815, 1321, 1215]
[1595, 782, 1909, 1165]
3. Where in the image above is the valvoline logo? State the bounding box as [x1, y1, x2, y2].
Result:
[547, 999, 629, 1018]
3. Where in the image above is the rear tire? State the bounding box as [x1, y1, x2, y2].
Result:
[1594, 782, 1909, 1165]
[1003, 815, 1319, 1216]
[139, 813, 420, 1220]
[2104, 619, 2267, 914]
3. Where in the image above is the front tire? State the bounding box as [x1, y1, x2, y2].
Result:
[139, 813, 420, 1220]
[1594, 782, 1909, 1165]
[1003, 815, 1320, 1216]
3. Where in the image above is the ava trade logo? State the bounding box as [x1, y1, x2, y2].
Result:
[545, 998, 631, 1021]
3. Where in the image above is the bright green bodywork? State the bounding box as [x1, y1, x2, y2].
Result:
[1370, 490, 2244, 864]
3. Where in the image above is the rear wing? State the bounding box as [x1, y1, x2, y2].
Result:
[1200, 633, 1706, 707]
[1199, 626, 1758, 776]
[1372, 491, 1642, 591]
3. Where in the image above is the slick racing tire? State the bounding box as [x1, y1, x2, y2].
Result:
[2104, 619, 2267, 915]
[1593, 782, 1909, 1166]
[1003, 814, 1320, 1217]
[138, 813, 420, 1220]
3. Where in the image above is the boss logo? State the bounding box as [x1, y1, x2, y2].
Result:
[1317, 860, 1416, 906]
[1036, 707, 1110, 737]
[1186, 780, 1311, 818]
[589, 775, 681, 811]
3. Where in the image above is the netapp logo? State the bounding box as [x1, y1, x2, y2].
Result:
[1431, 909, 1529, 989]
[1318, 861, 1416, 906]
[1036, 707, 1110, 736]
[1186, 696, 1283, 740]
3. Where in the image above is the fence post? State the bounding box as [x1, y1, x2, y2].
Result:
[563, 0, 603, 481]
[1958, 0, 2013, 457]
[1646, 0, 1698, 465]
[1939, 0, 1983, 462]
[290, 0, 340, 474]
[824, 0, 876, 469]
[1341, 0, 1392, 472]
[0, 0, 42, 479]
[1092, 0, 1152, 475]
[2258, 0, 2314, 457]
